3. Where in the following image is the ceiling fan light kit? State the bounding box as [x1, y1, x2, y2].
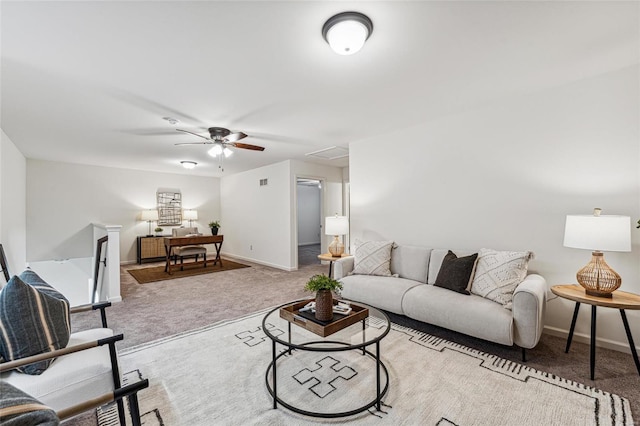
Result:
[180, 161, 197, 169]
[322, 11, 373, 55]
[174, 126, 265, 171]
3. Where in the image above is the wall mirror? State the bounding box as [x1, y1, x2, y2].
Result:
[157, 189, 182, 226]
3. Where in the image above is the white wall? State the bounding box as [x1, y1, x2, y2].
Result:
[221, 161, 292, 269]
[26, 160, 220, 263]
[349, 66, 639, 353]
[221, 160, 344, 270]
[0, 129, 27, 276]
[297, 183, 321, 246]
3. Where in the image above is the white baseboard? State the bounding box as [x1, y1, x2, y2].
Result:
[222, 253, 296, 272]
[108, 295, 122, 303]
[543, 325, 639, 355]
[121, 260, 137, 265]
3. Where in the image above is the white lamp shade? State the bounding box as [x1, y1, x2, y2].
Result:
[141, 210, 158, 221]
[563, 215, 631, 252]
[183, 210, 198, 220]
[325, 216, 349, 236]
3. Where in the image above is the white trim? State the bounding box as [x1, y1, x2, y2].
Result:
[222, 253, 296, 272]
[543, 325, 639, 355]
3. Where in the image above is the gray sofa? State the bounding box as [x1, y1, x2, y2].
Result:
[334, 245, 547, 359]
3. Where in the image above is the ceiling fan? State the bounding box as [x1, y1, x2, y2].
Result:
[174, 127, 265, 170]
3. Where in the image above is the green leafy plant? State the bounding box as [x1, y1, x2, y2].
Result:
[304, 274, 343, 293]
[154, 227, 163, 232]
[208, 220, 220, 228]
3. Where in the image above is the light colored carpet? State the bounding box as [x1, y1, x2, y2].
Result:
[98, 310, 633, 425]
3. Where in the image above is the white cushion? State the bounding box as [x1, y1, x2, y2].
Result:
[1, 328, 115, 411]
[390, 245, 431, 284]
[340, 274, 420, 314]
[470, 248, 534, 310]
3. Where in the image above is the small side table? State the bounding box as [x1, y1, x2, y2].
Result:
[317, 253, 352, 278]
[551, 284, 640, 380]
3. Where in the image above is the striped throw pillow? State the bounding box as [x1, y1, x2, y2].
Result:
[0, 381, 59, 425]
[0, 271, 70, 375]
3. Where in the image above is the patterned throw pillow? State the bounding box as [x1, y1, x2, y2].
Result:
[351, 240, 395, 277]
[0, 381, 59, 425]
[470, 248, 534, 310]
[0, 271, 71, 375]
[434, 251, 478, 295]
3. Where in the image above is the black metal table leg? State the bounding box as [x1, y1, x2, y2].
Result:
[376, 341, 381, 411]
[590, 305, 597, 380]
[362, 319, 366, 355]
[272, 339, 277, 409]
[620, 309, 640, 376]
[288, 322, 292, 355]
[328, 261, 333, 278]
[566, 302, 581, 353]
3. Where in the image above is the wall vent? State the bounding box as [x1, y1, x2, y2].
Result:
[259, 178, 268, 186]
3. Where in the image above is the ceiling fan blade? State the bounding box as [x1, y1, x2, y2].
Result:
[225, 132, 248, 143]
[231, 142, 265, 151]
[174, 142, 212, 146]
[176, 129, 211, 141]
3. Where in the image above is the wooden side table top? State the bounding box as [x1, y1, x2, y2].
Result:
[317, 253, 352, 262]
[551, 284, 640, 310]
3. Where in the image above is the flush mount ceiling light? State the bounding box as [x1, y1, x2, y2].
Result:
[180, 161, 197, 169]
[322, 11, 373, 55]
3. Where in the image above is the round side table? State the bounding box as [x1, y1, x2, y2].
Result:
[551, 284, 640, 380]
[317, 253, 352, 278]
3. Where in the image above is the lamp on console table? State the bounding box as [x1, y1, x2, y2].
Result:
[141, 209, 159, 237]
[563, 208, 631, 297]
[183, 209, 198, 227]
[325, 215, 349, 257]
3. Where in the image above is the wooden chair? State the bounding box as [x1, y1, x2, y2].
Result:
[171, 227, 207, 270]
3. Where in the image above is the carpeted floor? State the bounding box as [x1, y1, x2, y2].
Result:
[67, 259, 639, 424]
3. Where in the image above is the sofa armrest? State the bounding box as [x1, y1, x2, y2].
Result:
[512, 274, 547, 349]
[333, 257, 354, 280]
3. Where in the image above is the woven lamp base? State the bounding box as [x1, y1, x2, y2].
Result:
[577, 251, 621, 298]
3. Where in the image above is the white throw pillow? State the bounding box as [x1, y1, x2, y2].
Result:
[351, 240, 395, 277]
[470, 248, 534, 310]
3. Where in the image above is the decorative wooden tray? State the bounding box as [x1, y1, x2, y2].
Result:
[279, 299, 369, 337]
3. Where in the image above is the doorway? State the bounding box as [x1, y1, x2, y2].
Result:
[296, 178, 322, 266]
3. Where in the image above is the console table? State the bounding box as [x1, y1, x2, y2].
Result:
[137, 235, 169, 264]
[163, 235, 223, 274]
[551, 284, 640, 380]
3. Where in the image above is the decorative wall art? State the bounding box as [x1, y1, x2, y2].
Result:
[157, 189, 182, 226]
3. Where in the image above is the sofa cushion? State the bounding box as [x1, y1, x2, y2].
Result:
[402, 284, 514, 346]
[351, 240, 394, 277]
[470, 248, 534, 310]
[2, 328, 115, 412]
[390, 245, 431, 284]
[0, 272, 70, 375]
[428, 249, 476, 284]
[0, 381, 59, 425]
[434, 251, 478, 294]
[339, 275, 421, 314]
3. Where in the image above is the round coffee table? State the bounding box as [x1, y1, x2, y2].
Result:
[262, 300, 391, 418]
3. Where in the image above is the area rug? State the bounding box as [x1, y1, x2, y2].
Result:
[98, 310, 634, 425]
[128, 259, 249, 284]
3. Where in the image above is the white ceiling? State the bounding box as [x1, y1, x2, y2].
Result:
[1, 1, 638, 177]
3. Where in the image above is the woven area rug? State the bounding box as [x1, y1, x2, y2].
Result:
[98, 310, 634, 425]
[128, 259, 249, 284]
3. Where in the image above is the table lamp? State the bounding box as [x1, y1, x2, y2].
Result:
[183, 209, 198, 227]
[325, 215, 349, 257]
[563, 208, 631, 297]
[141, 209, 159, 236]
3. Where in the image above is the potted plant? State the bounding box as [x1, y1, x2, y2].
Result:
[208, 220, 221, 235]
[304, 274, 343, 321]
[154, 227, 163, 236]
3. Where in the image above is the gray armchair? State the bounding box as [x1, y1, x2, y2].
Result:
[171, 227, 207, 270]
